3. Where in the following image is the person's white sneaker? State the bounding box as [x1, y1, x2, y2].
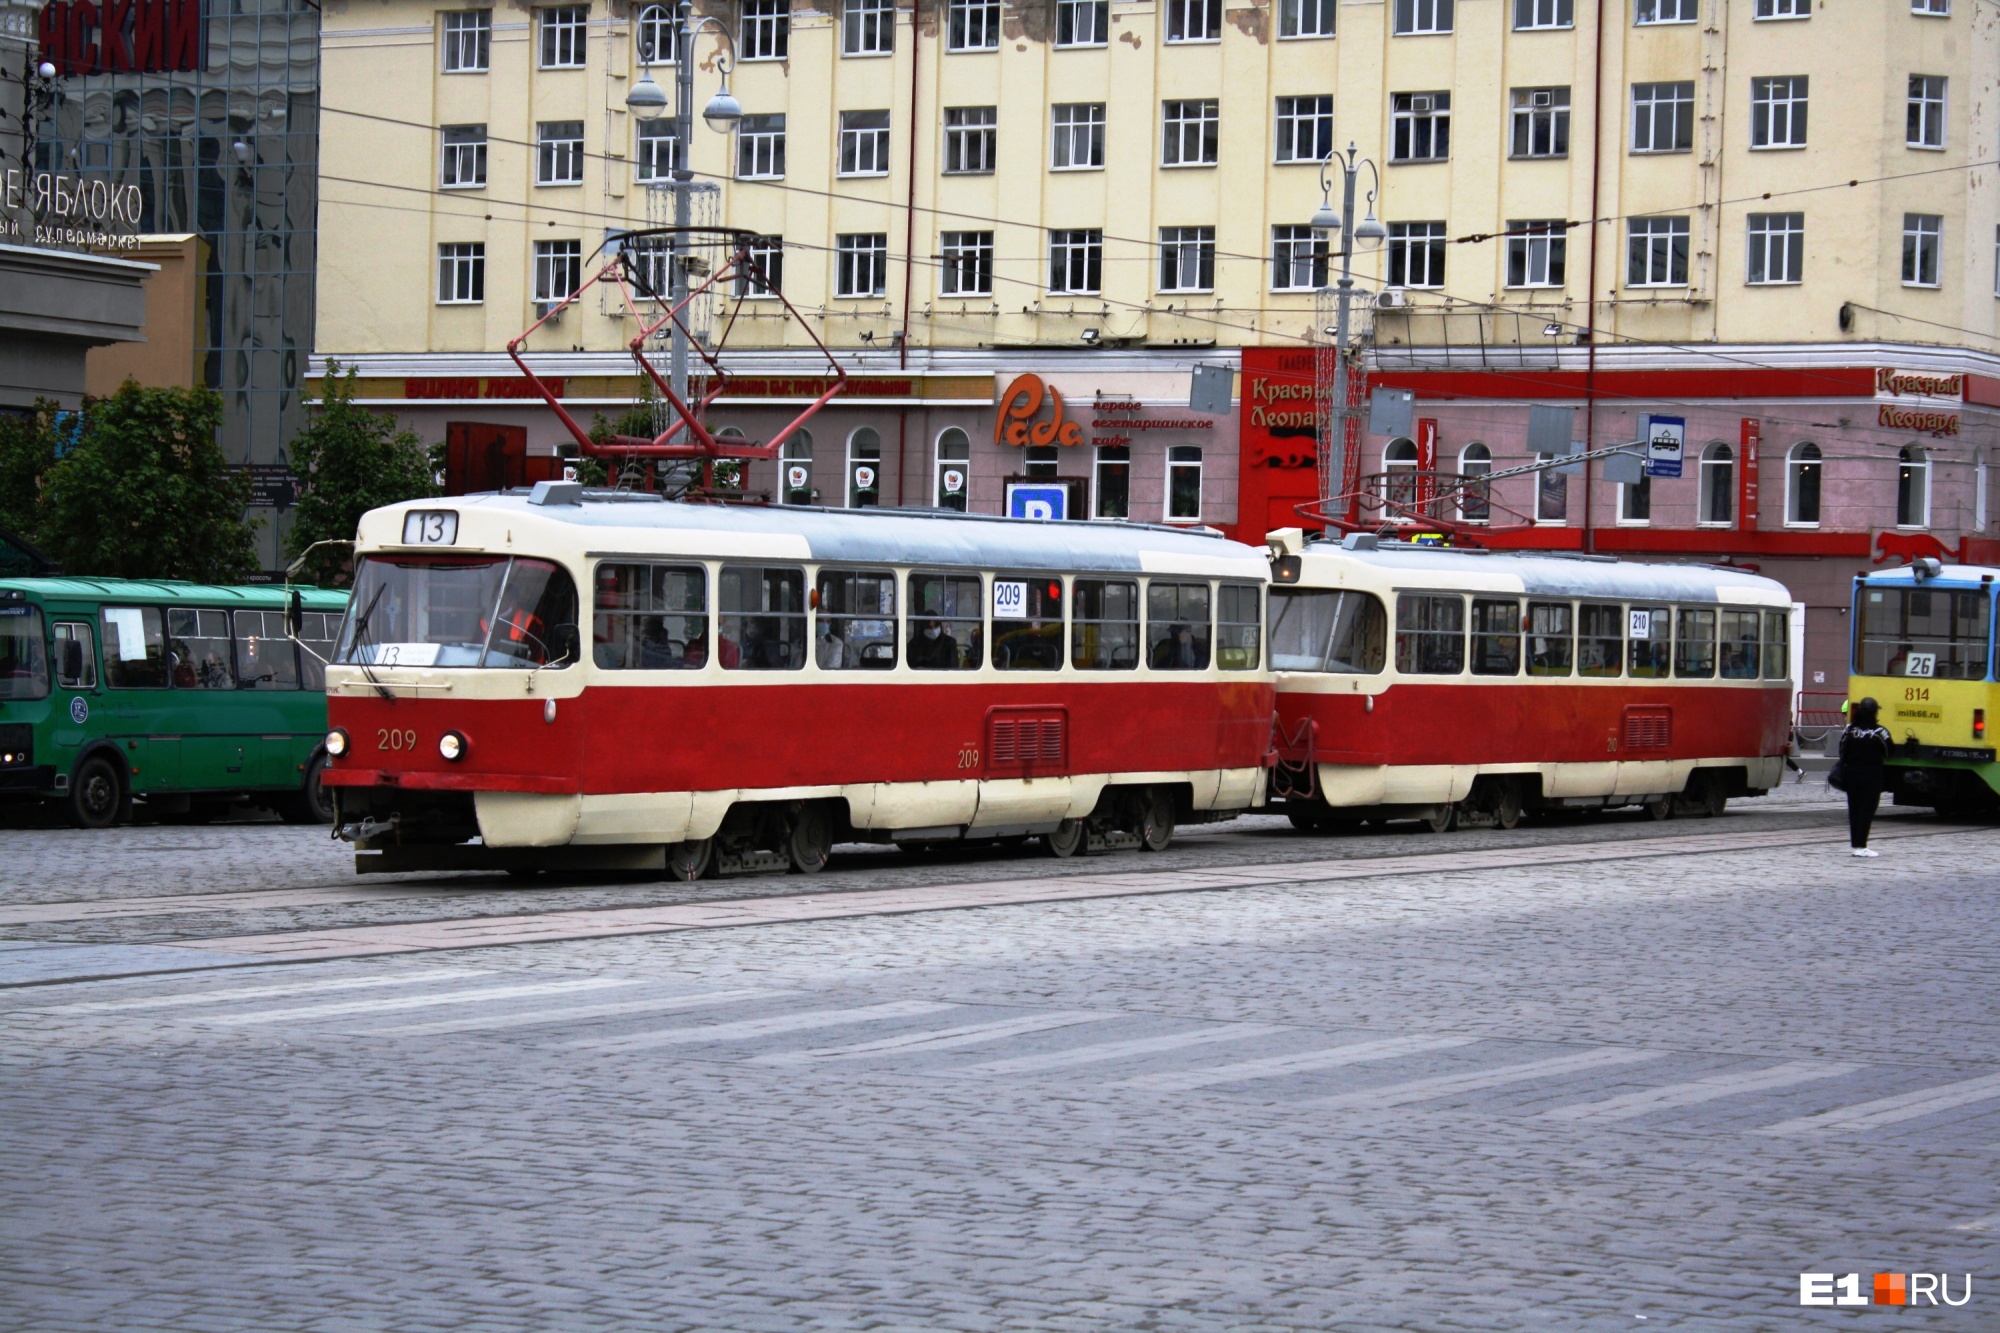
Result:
[1851, 847, 1880, 857]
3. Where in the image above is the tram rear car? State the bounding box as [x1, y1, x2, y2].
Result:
[1267, 533, 1794, 830]
[320, 492, 1275, 876]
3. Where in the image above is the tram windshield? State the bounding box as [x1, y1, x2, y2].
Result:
[0, 604, 49, 700]
[338, 555, 580, 669]
[1854, 585, 1992, 680]
[1269, 589, 1386, 674]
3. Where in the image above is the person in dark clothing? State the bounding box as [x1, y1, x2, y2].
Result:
[1838, 696, 1891, 856]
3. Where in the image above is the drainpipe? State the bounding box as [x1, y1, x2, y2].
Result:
[1581, 0, 1609, 553]
[896, 0, 922, 505]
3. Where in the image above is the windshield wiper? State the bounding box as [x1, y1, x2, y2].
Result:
[347, 583, 394, 701]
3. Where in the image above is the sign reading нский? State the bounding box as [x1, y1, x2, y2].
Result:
[37, 0, 203, 75]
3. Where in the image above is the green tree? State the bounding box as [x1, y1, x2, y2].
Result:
[0, 404, 61, 541]
[36, 382, 260, 583]
[286, 363, 438, 587]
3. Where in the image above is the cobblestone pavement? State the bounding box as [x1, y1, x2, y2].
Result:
[3, 785, 1997, 1331]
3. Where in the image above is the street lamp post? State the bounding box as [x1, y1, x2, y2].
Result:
[1312, 142, 1386, 523]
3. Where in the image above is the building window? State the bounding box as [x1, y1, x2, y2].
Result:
[1786, 442, 1821, 526]
[1162, 100, 1219, 167]
[1050, 229, 1103, 294]
[1509, 87, 1570, 158]
[940, 231, 994, 296]
[1746, 213, 1804, 285]
[1279, 0, 1335, 38]
[1994, 225, 2000, 296]
[1387, 221, 1446, 289]
[1620, 472, 1652, 524]
[1095, 445, 1130, 518]
[943, 106, 997, 174]
[1382, 438, 1419, 509]
[1275, 96, 1334, 164]
[1749, 76, 1807, 149]
[948, 0, 1000, 50]
[538, 5, 587, 68]
[437, 242, 485, 304]
[1515, 0, 1572, 29]
[844, 0, 893, 55]
[1165, 0, 1221, 42]
[1160, 226, 1216, 292]
[935, 428, 970, 510]
[1393, 0, 1453, 34]
[534, 239, 582, 305]
[1907, 75, 1946, 148]
[1535, 455, 1568, 523]
[1390, 93, 1450, 162]
[734, 234, 784, 298]
[440, 124, 487, 188]
[1631, 82, 1695, 153]
[1052, 103, 1106, 170]
[1458, 443, 1491, 523]
[847, 428, 883, 508]
[1057, 0, 1108, 45]
[1754, 0, 1808, 15]
[779, 432, 814, 505]
[1024, 446, 1059, 479]
[1506, 220, 1566, 288]
[1635, 0, 1696, 21]
[635, 120, 679, 181]
[1627, 216, 1690, 287]
[1913, 0, 1949, 13]
[1898, 446, 1931, 527]
[1699, 442, 1734, 525]
[1271, 225, 1328, 291]
[536, 120, 585, 185]
[624, 235, 672, 299]
[637, 3, 679, 62]
[737, 114, 786, 178]
[443, 10, 492, 72]
[835, 233, 889, 297]
[838, 110, 891, 177]
[739, 0, 789, 57]
[1976, 450, 1988, 529]
[1167, 445, 1203, 521]
[1903, 213, 1942, 287]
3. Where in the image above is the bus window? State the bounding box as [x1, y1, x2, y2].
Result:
[1526, 602, 1573, 677]
[1675, 608, 1717, 678]
[168, 608, 236, 689]
[1469, 598, 1520, 676]
[1763, 610, 1791, 680]
[1270, 590, 1386, 674]
[908, 571, 981, 670]
[719, 565, 807, 670]
[53, 620, 95, 691]
[1072, 579, 1139, 670]
[0, 603, 49, 700]
[102, 606, 168, 688]
[1854, 586, 1991, 680]
[1628, 606, 1671, 678]
[991, 577, 1063, 671]
[1578, 604, 1623, 678]
[1395, 594, 1464, 675]
[1719, 610, 1761, 680]
[594, 564, 707, 670]
[1147, 581, 1210, 670]
[1216, 584, 1261, 670]
[232, 610, 299, 689]
[817, 569, 898, 670]
[297, 613, 340, 690]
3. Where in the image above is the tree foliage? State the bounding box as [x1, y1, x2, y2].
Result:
[0, 404, 61, 540]
[286, 363, 438, 587]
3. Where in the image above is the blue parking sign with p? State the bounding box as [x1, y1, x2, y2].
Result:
[1007, 484, 1069, 522]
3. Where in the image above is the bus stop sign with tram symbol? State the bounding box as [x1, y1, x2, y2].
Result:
[1644, 415, 1686, 478]
[1007, 484, 1069, 522]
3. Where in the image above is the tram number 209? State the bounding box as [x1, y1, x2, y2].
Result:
[378, 728, 419, 751]
[957, 748, 981, 770]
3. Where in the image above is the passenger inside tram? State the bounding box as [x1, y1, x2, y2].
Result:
[910, 618, 958, 669]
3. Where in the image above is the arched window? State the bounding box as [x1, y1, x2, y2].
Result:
[934, 427, 970, 511]
[1699, 442, 1734, 526]
[779, 430, 813, 506]
[847, 427, 882, 508]
[1457, 443, 1491, 523]
[1977, 449, 1989, 530]
[1786, 442, 1822, 526]
[1382, 438, 1418, 509]
[711, 426, 747, 490]
[637, 3, 678, 63]
[1898, 445, 1930, 528]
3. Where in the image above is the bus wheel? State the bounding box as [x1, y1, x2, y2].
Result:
[69, 755, 125, 830]
[1045, 818, 1086, 858]
[786, 804, 832, 874]
[666, 838, 714, 882]
[1139, 789, 1176, 852]
[282, 754, 335, 825]
[1421, 803, 1456, 834]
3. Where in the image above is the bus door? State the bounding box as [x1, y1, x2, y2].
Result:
[100, 605, 180, 793]
[165, 608, 253, 789]
[49, 618, 100, 759]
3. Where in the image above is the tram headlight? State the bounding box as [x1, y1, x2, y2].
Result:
[439, 730, 467, 762]
[325, 728, 348, 758]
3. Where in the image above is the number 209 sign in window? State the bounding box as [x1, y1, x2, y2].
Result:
[402, 510, 459, 545]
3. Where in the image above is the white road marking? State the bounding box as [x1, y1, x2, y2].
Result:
[199, 978, 637, 1026]
[1541, 1060, 1864, 1123]
[1757, 1071, 2000, 1136]
[1952, 1212, 2000, 1233]
[37, 970, 492, 1015]
[569, 1000, 961, 1052]
[364, 988, 784, 1036]
[959, 1023, 1290, 1076]
[1301, 1048, 1668, 1111]
[753, 1011, 1110, 1063]
[1116, 1035, 1479, 1092]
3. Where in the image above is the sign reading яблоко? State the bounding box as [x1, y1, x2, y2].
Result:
[1, 169, 144, 250]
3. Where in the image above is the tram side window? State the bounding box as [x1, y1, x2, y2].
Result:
[1526, 602, 1573, 677]
[1395, 594, 1465, 675]
[232, 610, 299, 689]
[1763, 610, 1790, 680]
[992, 576, 1064, 671]
[101, 606, 167, 688]
[1578, 604, 1624, 678]
[594, 563, 708, 670]
[817, 569, 898, 669]
[1269, 589, 1387, 674]
[1719, 610, 1761, 680]
[1147, 581, 1211, 669]
[719, 565, 807, 670]
[1628, 606, 1671, 678]
[1469, 598, 1520, 676]
[908, 571, 982, 670]
[1214, 584, 1262, 670]
[1675, 608, 1717, 678]
[1854, 587, 1991, 680]
[1072, 579, 1140, 670]
[297, 613, 340, 690]
[52, 620, 96, 690]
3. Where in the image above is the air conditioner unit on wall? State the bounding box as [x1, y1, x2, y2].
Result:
[1375, 289, 1408, 310]
[534, 301, 565, 323]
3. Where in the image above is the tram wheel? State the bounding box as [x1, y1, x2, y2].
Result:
[785, 805, 832, 874]
[667, 837, 714, 882]
[1492, 783, 1523, 831]
[1045, 818, 1086, 858]
[1286, 809, 1331, 833]
[1421, 803, 1456, 834]
[1139, 789, 1176, 852]
[68, 755, 126, 830]
[1644, 796, 1673, 822]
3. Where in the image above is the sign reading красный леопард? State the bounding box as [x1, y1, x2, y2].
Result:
[1, 169, 144, 251]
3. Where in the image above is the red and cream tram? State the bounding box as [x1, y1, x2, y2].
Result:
[318, 487, 1273, 877]
[1264, 530, 1794, 830]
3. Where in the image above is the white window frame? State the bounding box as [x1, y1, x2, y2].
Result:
[1159, 226, 1216, 293]
[1393, 0, 1454, 35]
[740, 0, 790, 60]
[1165, 446, 1204, 522]
[1049, 229, 1103, 295]
[1505, 220, 1566, 289]
[1627, 216, 1690, 287]
[1749, 76, 1808, 149]
[1631, 82, 1695, 154]
[1912, 0, 1949, 14]
[1976, 449, 1988, 530]
[1745, 213, 1804, 285]
[838, 110, 892, 177]
[947, 0, 1000, 51]
[442, 9, 492, 72]
[1051, 103, 1106, 171]
[939, 230, 994, 297]
[1274, 96, 1333, 164]
[1271, 225, 1327, 291]
[1993, 224, 2000, 297]
[437, 242, 485, 304]
[737, 114, 786, 179]
[440, 124, 487, 188]
[1387, 221, 1446, 289]
[1509, 87, 1570, 159]
[1457, 443, 1491, 523]
[1698, 442, 1734, 526]
[1754, 0, 1809, 16]
[1514, 0, 1572, 30]
[1634, 0, 1695, 21]
[843, 0, 894, 56]
[1902, 213, 1942, 288]
[635, 119, 679, 182]
[1618, 471, 1652, 525]
[1161, 100, 1219, 168]
[1785, 442, 1822, 527]
[847, 427, 883, 509]
[1534, 453, 1569, 524]
[637, 3, 680, 63]
[935, 428, 971, 510]
[1381, 438, 1419, 509]
[1056, 0, 1108, 46]
[735, 234, 783, 299]
[533, 239, 582, 305]
[1390, 92, 1450, 163]
[1164, 0, 1221, 43]
[835, 233, 889, 298]
[943, 106, 996, 175]
[1897, 446, 1932, 528]
[537, 5, 587, 69]
[778, 432, 814, 506]
[1279, 0, 1335, 38]
[1907, 75, 1946, 149]
[536, 120, 585, 186]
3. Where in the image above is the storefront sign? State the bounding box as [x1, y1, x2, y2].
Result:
[1086, 398, 1215, 447]
[1875, 368, 1964, 401]
[995, 373, 1084, 447]
[38, 0, 203, 75]
[1415, 418, 1439, 509]
[1739, 418, 1760, 531]
[1878, 404, 1959, 437]
[724, 377, 914, 399]
[231, 464, 297, 509]
[406, 377, 566, 400]
[0, 169, 143, 249]
[1005, 484, 1069, 522]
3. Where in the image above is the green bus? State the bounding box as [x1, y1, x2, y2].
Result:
[0, 577, 348, 827]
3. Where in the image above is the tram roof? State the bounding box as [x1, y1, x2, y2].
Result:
[1297, 540, 1792, 605]
[413, 494, 1272, 577]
